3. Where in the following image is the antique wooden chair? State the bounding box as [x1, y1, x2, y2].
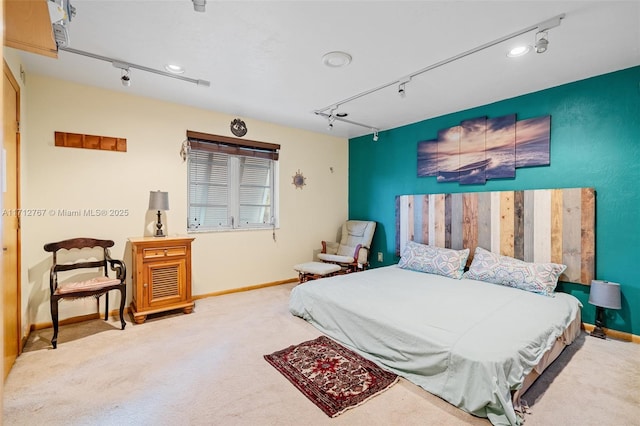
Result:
[43, 238, 127, 349]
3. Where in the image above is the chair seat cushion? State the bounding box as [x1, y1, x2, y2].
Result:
[294, 262, 342, 275]
[317, 253, 355, 264]
[55, 276, 121, 295]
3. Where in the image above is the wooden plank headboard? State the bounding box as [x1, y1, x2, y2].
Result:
[395, 188, 595, 285]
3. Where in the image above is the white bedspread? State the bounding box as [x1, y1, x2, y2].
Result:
[289, 266, 582, 425]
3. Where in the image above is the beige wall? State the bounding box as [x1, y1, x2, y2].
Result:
[13, 66, 347, 335]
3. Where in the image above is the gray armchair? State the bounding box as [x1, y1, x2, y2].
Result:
[318, 220, 376, 272]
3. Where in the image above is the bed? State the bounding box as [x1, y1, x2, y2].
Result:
[289, 188, 595, 426]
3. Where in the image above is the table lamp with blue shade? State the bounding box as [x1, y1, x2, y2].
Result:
[588, 280, 621, 339]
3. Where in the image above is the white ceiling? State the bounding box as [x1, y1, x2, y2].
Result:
[14, 1, 640, 139]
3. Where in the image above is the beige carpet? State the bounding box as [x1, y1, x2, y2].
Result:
[3, 283, 640, 425]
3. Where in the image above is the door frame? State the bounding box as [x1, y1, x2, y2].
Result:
[3, 59, 23, 372]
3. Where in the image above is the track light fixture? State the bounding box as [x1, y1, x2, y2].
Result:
[327, 106, 338, 130]
[398, 76, 411, 98]
[121, 68, 131, 87]
[398, 83, 406, 97]
[327, 114, 336, 130]
[535, 31, 549, 53]
[192, 0, 206, 12]
[373, 131, 379, 142]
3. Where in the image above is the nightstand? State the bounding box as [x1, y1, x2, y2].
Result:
[129, 236, 195, 324]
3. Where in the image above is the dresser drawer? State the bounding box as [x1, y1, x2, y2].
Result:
[142, 245, 187, 259]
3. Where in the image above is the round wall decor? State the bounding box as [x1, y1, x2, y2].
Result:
[230, 118, 248, 137]
[292, 170, 306, 189]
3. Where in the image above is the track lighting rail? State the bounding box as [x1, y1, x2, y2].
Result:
[314, 111, 379, 134]
[59, 46, 211, 87]
[314, 12, 565, 137]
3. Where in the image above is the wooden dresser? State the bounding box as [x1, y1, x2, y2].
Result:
[129, 236, 195, 324]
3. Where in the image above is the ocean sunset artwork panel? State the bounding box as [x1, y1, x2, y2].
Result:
[486, 114, 516, 179]
[417, 114, 550, 184]
[436, 126, 461, 183]
[459, 117, 487, 185]
[516, 116, 551, 167]
[417, 138, 438, 177]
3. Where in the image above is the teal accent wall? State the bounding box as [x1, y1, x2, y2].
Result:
[349, 66, 640, 335]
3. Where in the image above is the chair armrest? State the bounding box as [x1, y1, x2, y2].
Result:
[352, 244, 363, 260]
[356, 246, 371, 265]
[49, 266, 58, 293]
[106, 257, 126, 282]
[322, 241, 339, 255]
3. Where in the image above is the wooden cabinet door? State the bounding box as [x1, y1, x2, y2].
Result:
[143, 258, 186, 308]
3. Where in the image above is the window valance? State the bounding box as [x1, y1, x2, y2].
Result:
[186, 130, 280, 160]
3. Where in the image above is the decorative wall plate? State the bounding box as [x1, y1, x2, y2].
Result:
[292, 170, 306, 189]
[230, 118, 248, 137]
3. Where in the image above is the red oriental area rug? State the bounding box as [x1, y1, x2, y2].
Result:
[264, 335, 399, 417]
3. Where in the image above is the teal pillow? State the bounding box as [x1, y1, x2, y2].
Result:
[463, 247, 566, 296]
[398, 241, 469, 279]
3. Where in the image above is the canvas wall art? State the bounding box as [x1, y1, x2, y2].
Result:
[417, 114, 550, 184]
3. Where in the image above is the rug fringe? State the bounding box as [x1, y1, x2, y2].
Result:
[331, 376, 400, 418]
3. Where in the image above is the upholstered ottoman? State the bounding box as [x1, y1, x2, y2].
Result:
[293, 262, 342, 283]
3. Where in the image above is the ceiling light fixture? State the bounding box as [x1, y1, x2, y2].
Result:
[373, 131, 379, 142]
[535, 31, 549, 53]
[314, 13, 565, 134]
[398, 82, 406, 97]
[121, 68, 131, 87]
[60, 47, 210, 87]
[192, 0, 206, 12]
[322, 51, 352, 68]
[164, 64, 185, 74]
[507, 45, 531, 57]
[398, 76, 411, 98]
[327, 114, 335, 130]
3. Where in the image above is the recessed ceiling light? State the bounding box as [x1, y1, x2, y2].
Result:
[164, 64, 185, 74]
[507, 45, 531, 58]
[322, 51, 352, 68]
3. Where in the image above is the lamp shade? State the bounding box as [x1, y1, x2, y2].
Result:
[149, 190, 169, 211]
[588, 280, 621, 309]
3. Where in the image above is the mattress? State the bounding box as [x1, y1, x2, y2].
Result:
[289, 265, 582, 425]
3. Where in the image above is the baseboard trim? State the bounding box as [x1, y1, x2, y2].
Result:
[26, 278, 298, 333]
[583, 323, 640, 343]
[29, 311, 130, 331]
[193, 277, 298, 300]
[26, 288, 640, 347]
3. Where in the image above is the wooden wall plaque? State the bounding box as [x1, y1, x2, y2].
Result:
[55, 132, 127, 152]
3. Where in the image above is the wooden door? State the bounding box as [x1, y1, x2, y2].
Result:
[3, 61, 21, 380]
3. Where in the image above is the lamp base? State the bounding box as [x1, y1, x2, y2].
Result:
[590, 306, 608, 339]
[154, 210, 166, 237]
[590, 326, 607, 339]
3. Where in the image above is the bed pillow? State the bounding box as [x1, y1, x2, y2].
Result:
[463, 246, 566, 296]
[398, 241, 469, 279]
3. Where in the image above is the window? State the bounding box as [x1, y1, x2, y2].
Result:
[186, 131, 279, 232]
